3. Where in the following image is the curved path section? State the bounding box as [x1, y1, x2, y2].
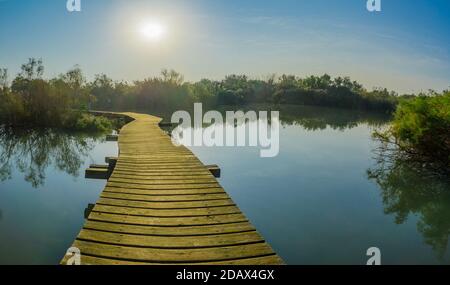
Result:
[61, 112, 283, 265]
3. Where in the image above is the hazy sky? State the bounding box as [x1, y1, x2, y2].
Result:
[0, 0, 449, 93]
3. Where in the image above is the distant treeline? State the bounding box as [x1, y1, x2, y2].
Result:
[0, 58, 443, 128]
[77, 69, 402, 113]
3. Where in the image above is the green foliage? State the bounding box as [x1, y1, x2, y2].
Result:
[71, 113, 112, 132]
[375, 91, 450, 174]
[189, 79, 219, 107]
[0, 68, 8, 90]
[0, 88, 26, 124]
[81, 69, 399, 113]
[0, 59, 115, 131]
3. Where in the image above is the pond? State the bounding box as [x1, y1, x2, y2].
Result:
[0, 105, 448, 264]
[0, 128, 118, 265]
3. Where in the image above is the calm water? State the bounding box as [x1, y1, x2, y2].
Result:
[0, 129, 118, 264]
[0, 105, 449, 264]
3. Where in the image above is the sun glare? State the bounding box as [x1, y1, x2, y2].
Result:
[139, 21, 166, 42]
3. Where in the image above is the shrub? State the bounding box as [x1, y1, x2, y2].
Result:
[375, 91, 450, 174]
[71, 114, 112, 132]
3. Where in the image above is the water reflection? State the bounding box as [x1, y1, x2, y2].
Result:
[276, 105, 389, 130]
[159, 104, 391, 130]
[368, 148, 450, 261]
[0, 127, 102, 188]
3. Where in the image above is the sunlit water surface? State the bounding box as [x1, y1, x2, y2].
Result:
[0, 105, 448, 264]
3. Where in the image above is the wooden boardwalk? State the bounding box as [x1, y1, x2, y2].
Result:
[61, 112, 283, 265]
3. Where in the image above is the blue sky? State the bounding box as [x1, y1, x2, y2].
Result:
[0, 0, 449, 93]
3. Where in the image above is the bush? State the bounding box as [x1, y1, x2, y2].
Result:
[375, 91, 450, 173]
[0, 89, 26, 124]
[71, 114, 113, 132]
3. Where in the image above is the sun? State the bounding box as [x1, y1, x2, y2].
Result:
[139, 21, 166, 42]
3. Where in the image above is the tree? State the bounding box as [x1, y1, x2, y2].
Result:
[190, 79, 219, 106]
[161, 69, 184, 85]
[374, 91, 450, 175]
[0, 68, 8, 90]
[90, 74, 115, 109]
[19, 58, 44, 80]
[278, 74, 298, 90]
[302, 74, 332, 90]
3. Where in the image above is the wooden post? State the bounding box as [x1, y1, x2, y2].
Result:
[159, 122, 178, 128]
[105, 156, 118, 164]
[89, 164, 109, 169]
[206, 165, 221, 178]
[106, 134, 118, 141]
[84, 203, 95, 219]
[85, 168, 109, 179]
[85, 157, 118, 180]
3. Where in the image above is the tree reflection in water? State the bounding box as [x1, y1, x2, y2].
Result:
[0, 127, 101, 188]
[368, 146, 450, 261]
[211, 104, 391, 130]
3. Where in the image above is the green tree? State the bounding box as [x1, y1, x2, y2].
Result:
[374, 91, 450, 173]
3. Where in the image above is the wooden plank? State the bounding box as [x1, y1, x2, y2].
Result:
[108, 177, 218, 185]
[72, 254, 284, 265]
[102, 187, 226, 196]
[88, 212, 248, 226]
[77, 229, 264, 248]
[111, 174, 214, 180]
[83, 220, 255, 236]
[92, 204, 242, 217]
[112, 170, 213, 176]
[113, 165, 206, 171]
[101, 192, 230, 202]
[106, 181, 221, 190]
[97, 197, 235, 209]
[67, 240, 275, 263]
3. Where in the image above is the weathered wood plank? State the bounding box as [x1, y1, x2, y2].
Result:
[77, 229, 264, 248]
[97, 197, 235, 209]
[74, 254, 284, 265]
[88, 212, 248, 226]
[112, 174, 214, 180]
[106, 181, 222, 190]
[103, 187, 226, 195]
[101, 192, 230, 202]
[92, 204, 242, 217]
[83, 220, 255, 236]
[68, 240, 275, 263]
[108, 177, 218, 185]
